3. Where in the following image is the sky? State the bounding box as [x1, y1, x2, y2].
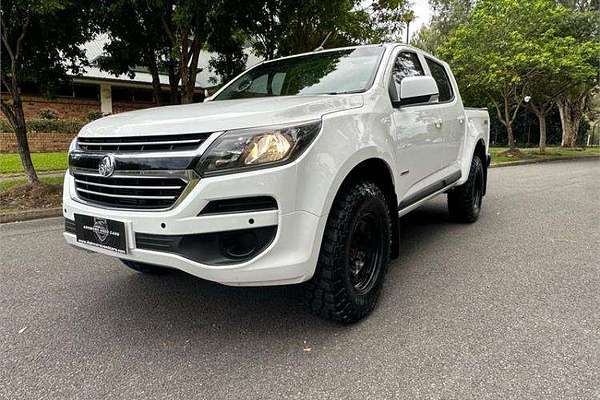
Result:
[410, 1, 434, 39]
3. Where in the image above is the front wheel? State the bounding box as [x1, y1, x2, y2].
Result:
[447, 155, 485, 223]
[304, 181, 392, 324]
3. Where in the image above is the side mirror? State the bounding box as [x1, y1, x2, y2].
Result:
[390, 76, 439, 108]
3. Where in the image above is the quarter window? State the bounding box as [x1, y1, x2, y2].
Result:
[426, 58, 453, 102]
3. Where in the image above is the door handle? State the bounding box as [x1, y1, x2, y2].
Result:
[458, 117, 465, 125]
[434, 120, 443, 129]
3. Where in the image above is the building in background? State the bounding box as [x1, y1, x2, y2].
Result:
[2, 34, 261, 121]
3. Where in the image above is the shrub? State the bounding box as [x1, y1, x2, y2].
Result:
[87, 110, 105, 121]
[0, 119, 12, 133]
[39, 108, 59, 120]
[0, 118, 85, 134]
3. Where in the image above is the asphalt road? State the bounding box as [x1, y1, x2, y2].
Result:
[1, 159, 599, 400]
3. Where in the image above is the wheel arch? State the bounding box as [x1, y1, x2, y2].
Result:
[473, 138, 488, 196]
[329, 157, 400, 259]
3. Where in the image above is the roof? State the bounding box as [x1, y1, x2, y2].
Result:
[73, 34, 262, 88]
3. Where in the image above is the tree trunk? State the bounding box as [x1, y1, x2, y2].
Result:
[179, 32, 192, 105]
[506, 124, 516, 149]
[167, 63, 179, 105]
[1, 94, 39, 185]
[533, 109, 547, 153]
[557, 92, 586, 148]
[144, 50, 163, 106]
[180, 63, 192, 104]
[504, 96, 516, 149]
[180, 38, 202, 104]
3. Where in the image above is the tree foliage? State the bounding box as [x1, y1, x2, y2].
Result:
[411, 0, 474, 55]
[1, 0, 97, 184]
[235, 0, 410, 60]
[439, 0, 599, 149]
[96, 0, 174, 105]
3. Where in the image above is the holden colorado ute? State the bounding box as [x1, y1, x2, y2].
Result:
[64, 44, 490, 323]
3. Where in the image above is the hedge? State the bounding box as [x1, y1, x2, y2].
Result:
[0, 118, 86, 134]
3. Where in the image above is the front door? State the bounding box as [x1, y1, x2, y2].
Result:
[390, 51, 444, 190]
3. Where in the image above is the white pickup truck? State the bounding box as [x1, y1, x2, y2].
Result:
[64, 44, 490, 323]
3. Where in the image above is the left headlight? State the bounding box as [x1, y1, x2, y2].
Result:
[196, 120, 322, 176]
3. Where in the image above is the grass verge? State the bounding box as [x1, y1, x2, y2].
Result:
[490, 146, 600, 164]
[0, 152, 68, 174]
[0, 176, 63, 213]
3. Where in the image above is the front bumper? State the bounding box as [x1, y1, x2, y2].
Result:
[62, 165, 325, 286]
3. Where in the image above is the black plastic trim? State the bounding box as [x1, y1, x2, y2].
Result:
[65, 218, 76, 234]
[199, 196, 278, 215]
[398, 171, 461, 210]
[396, 94, 436, 107]
[135, 225, 277, 266]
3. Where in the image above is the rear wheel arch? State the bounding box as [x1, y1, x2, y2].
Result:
[473, 139, 488, 195]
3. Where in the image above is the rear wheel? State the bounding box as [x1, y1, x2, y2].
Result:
[120, 259, 172, 275]
[304, 181, 392, 323]
[448, 155, 485, 223]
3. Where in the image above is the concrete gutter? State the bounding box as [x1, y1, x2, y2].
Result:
[0, 170, 65, 181]
[0, 208, 62, 224]
[490, 154, 599, 168]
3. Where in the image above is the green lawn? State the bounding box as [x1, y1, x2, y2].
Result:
[0, 175, 64, 192]
[0, 152, 68, 174]
[490, 146, 600, 164]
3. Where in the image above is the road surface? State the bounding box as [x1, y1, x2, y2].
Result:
[1, 159, 599, 399]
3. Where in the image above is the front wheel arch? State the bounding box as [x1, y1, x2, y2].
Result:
[331, 158, 399, 259]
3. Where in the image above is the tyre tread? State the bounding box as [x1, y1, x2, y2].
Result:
[305, 181, 392, 323]
[448, 155, 484, 223]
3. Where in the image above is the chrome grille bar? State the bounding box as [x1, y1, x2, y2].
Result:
[74, 179, 183, 190]
[77, 132, 212, 152]
[76, 187, 177, 200]
[77, 139, 203, 146]
[72, 169, 194, 210]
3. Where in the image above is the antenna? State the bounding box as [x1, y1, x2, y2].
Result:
[313, 32, 332, 52]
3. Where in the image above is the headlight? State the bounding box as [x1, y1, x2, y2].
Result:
[68, 137, 79, 153]
[196, 120, 321, 176]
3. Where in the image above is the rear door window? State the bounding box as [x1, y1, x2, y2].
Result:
[425, 58, 454, 102]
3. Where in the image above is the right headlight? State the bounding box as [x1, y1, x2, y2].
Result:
[195, 120, 322, 176]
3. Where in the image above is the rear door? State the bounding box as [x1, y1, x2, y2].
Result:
[424, 57, 465, 169]
[389, 50, 444, 190]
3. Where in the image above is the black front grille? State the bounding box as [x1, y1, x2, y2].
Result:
[73, 173, 188, 209]
[77, 132, 212, 152]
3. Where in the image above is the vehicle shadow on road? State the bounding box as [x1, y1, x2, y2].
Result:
[85, 200, 457, 344]
[396, 200, 455, 261]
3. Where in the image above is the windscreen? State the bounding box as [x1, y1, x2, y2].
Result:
[214, 47, 385, 100]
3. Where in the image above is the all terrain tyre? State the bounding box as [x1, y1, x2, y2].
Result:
[447, 155, 485, 223]
[305, 181, 392, 323]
